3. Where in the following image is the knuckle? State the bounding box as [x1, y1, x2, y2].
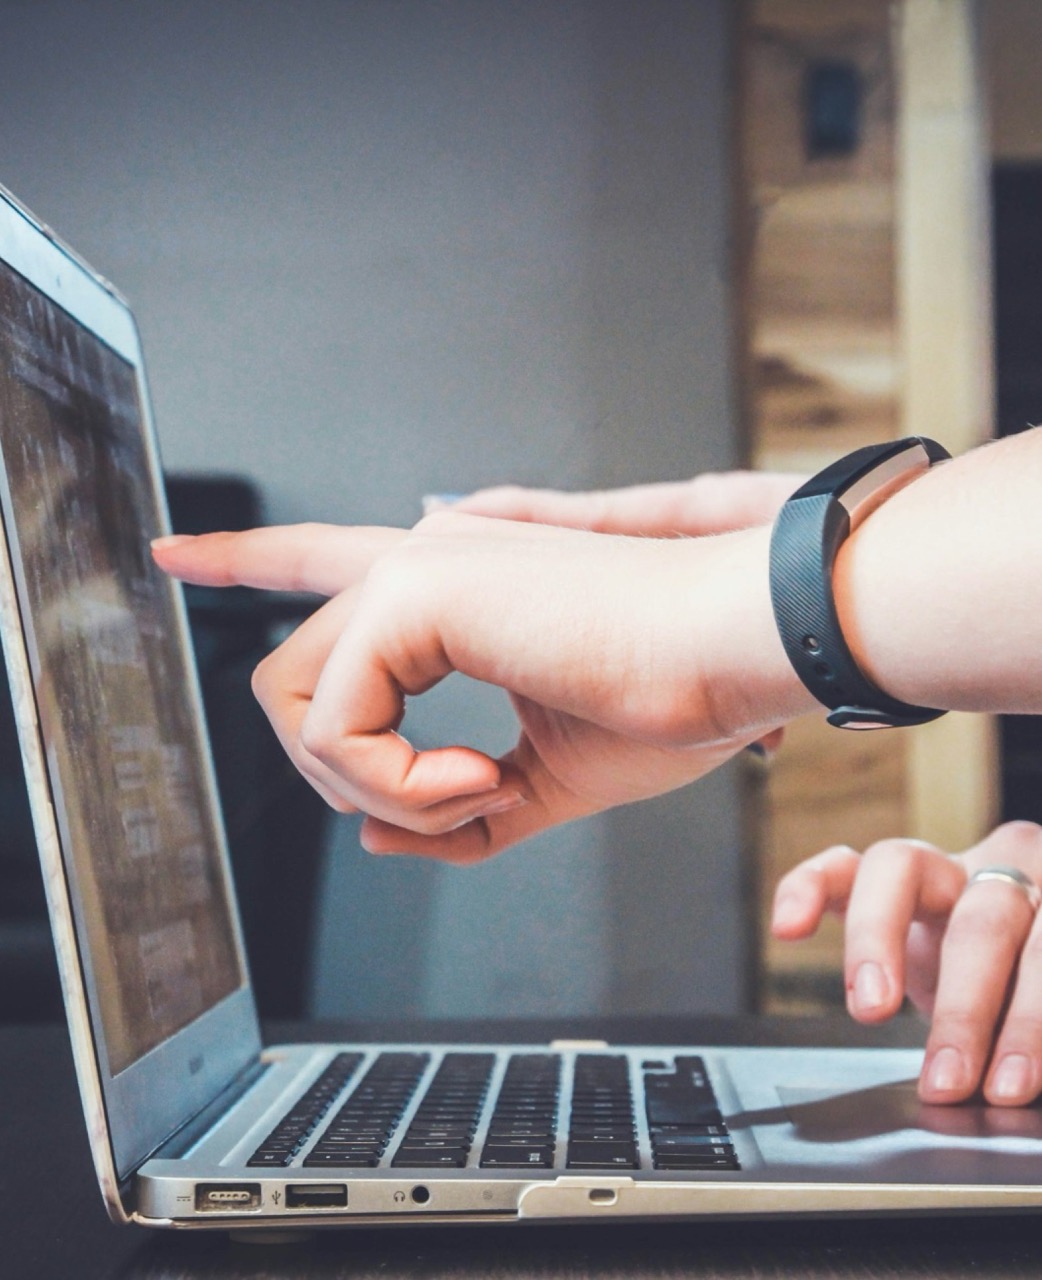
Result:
[999, 1010, 1042, 1043]
[685, 470, 724, 493]
[776, 850, 845, 894]
[413, 508, 469, 538]
[774, 865, 808, 895]
[861, 837, 920, 866]
[990, 819, 1042, 857]
[860, 837, 939, 881]
[624, 700, 683, 745]
[929, 1008, 990, 1043]
[362, 543, 427, 602]
[486, 484, 528, 503]
[250, 654, 276, 705]
[270, 522, 324, 593]
[322, 791, 355, 815]
[585, 490, 615, 530]
[859, 838, 900, 867]
[817, 843, 859, 863]
[297, 716, 337, 764]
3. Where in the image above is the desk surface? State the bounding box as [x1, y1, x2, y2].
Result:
[5, 1016, 1042, 1280]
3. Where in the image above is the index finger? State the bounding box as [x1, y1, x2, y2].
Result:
[843, 839, 963, 1023]
[151, 524, 407, 596]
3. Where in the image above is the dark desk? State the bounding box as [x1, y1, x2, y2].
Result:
[5, 1017, 1042, 1279]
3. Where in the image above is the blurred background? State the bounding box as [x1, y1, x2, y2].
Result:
[0, 0, 1036, 1026]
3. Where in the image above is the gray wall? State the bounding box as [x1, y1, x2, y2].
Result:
[0, 0, 751, 1019]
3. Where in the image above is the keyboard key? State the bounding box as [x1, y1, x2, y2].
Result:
[303, 1151, 380, 1167]
[246, 1151, 293, 1167]
[488, 1138, 555, 1149]
[652, 1135, 735, 1151]
[480, 1145, 555, 1168]
[396, 1138, 471, 1152]
[653, 1153, 740, 1171]
[645, 1094, 722, 1126]
[566, 1140, 639, 1169]
[651, 1122, 729, 1136]
[391, 1149, 469, 1168]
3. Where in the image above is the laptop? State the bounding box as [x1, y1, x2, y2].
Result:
[1, 182, 1041, 1231]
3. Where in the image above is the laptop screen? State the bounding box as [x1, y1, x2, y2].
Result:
[0, 258, 244, 1076]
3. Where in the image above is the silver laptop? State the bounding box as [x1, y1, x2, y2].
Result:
[1, 183, 1040, 1231]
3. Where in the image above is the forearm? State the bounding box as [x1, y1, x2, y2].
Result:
[834, 429, 1042, 714]
[149, 428, 1042, 863]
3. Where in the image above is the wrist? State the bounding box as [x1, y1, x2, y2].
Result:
[675, 526, 817, 741]
[830, 452, 963, 711]
[768, 438, 950, 729]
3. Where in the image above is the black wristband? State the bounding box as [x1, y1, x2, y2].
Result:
[769, 437, 951, 730]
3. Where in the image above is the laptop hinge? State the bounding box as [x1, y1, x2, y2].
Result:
[149, 1058, 271, 1161]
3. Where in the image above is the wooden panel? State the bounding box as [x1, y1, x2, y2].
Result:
[740, 0, 903, 1011]
[738, 0, 996, 1013]
[755, 716, 908, 1009]
[897, 0, 999, 849]
[742, 0, 899, 475]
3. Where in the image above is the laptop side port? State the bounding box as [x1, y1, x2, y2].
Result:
[284, 1183, 348, 1209]
[194, 1183, 262, 1212]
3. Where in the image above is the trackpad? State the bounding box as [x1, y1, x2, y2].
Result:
[777, 1082, 1042, 1143]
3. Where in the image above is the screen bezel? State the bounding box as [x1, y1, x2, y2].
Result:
[0, 188, 261, 1201]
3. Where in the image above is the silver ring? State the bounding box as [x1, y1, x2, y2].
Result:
[964, 866, 1042, 913]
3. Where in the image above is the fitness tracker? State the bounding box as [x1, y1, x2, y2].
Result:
[769, 436, 951, 730]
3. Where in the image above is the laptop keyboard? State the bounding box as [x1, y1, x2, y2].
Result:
[248, 1050, 740, 1173]
[391, 1052, 495, 1168]
[644, 1056, 739, 1171]
[246, 1052, 364, 1167]
[480, 1052, 560, 1168]
[303, 1052, 430, 1167]
[567, 1053, 638, 1169]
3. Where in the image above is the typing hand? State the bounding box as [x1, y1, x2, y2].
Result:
[772, 821, 1042, 1106]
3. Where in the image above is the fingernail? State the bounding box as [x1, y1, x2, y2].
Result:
[421, 494, 466, 515]
[449, 791, 528, 829]
[853, 961, 890, 1013]
[482, 790, 528, 814]
[150, 534, 194, 550]
[925, 1046, 967, 1094]
[991, 1053, 1033, 1101]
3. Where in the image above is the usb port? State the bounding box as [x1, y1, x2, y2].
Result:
[194, 1183, 262, 1212]
[284, 1183, 348, 1209]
